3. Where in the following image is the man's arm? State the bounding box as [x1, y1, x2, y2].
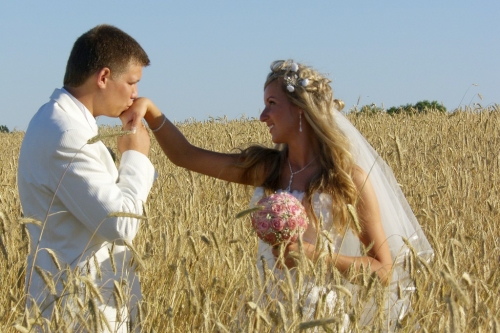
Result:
[50, 126, 155, 244]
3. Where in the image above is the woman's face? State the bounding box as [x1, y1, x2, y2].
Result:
[260, 80, 301, 144]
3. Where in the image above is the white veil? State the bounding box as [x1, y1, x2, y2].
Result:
[333, 110, 434, 322]
[333, 110, 433, 261]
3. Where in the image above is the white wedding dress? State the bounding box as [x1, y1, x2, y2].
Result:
[250, 188, 347, 322]
[248, 111, 434, 330]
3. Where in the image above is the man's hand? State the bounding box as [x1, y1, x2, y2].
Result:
[117, 120, 151, 156]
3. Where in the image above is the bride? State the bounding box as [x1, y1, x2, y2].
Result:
[121, 59, 433, 330]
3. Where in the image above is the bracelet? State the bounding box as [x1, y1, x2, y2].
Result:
[150, 114, 167, 132]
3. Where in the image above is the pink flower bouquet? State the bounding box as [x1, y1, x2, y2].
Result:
[251, 192, 309, 245]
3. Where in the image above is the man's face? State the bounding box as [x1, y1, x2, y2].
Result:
[96, 63, 143, 118]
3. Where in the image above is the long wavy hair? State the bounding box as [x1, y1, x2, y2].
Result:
[240, 60, 358, 234]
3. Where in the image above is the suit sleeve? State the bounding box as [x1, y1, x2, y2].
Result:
[49, 127, 156, 244]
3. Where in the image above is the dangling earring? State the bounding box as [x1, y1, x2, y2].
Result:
[299, 113, 303, 132]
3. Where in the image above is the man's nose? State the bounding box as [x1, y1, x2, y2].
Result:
[131, 85, 138, 99]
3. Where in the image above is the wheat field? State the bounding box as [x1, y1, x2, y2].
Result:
[1, 109, 499, 332]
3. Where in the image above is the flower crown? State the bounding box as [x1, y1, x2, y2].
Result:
[271, 60, 309, 93]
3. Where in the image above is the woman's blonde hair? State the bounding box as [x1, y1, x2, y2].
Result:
[241, 60, 358, 234]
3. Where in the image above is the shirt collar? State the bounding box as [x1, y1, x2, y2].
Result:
[61, 87, 98, 133]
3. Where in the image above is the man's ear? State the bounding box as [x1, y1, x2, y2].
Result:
[96, 67, 111, 89]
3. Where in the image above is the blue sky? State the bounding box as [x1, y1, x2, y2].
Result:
[1, 1, 498, 131]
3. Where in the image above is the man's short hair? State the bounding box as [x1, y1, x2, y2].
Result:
[63, 24, 150, 87]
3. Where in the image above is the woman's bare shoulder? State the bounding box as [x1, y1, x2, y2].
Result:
[350, 164, 369, 189]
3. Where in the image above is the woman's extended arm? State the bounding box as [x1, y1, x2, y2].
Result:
[276, 166, 393, 284]
[121, 98, 266, 185]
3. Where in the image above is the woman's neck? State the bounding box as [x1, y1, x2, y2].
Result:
[286, 136, 319, 169]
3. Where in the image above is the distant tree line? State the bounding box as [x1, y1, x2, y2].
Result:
[0, 125, 9, 133]
[354, 100, 447, 115]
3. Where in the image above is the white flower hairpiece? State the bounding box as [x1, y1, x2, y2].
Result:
[283, 62, 309, 93]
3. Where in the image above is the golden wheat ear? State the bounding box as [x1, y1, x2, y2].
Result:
[34, 266, 57, 296]
[346, 204, 362, 234]
[19, 217, 43, 227]
[235, 206, 262, 219]
[123, 240, 146, 271]
[87, 129, 135, 144]
[107, 212, 148, 220]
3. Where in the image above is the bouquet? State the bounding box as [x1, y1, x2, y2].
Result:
[250, 192, 309, 245]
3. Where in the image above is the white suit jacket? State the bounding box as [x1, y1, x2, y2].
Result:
[18, 88, 156, 321]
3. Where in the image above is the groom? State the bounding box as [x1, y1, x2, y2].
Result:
[18, 25, 156, 332]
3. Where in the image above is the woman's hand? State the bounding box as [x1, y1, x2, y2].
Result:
[120, 97, 151, 131]
[121, 97, 164, 133]
[272, 240, 318, 269]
